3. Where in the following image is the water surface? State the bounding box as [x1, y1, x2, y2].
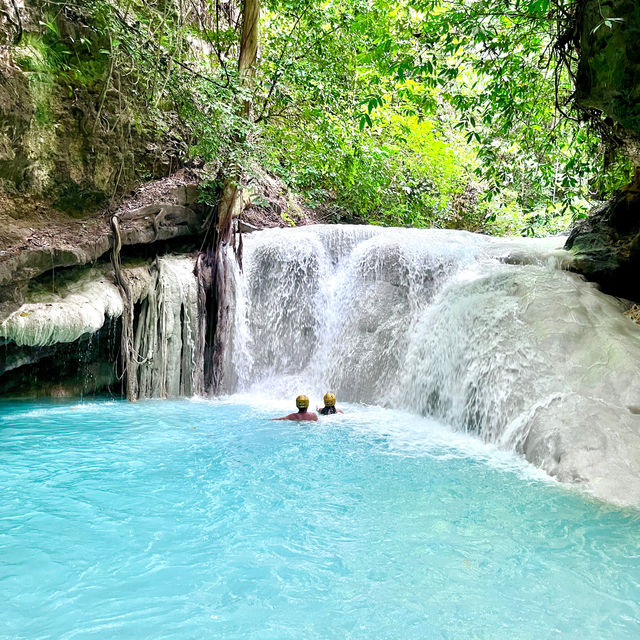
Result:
[1, 398, 638, 639]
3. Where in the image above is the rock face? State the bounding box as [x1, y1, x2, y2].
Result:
[576, 0, 640, 164]
[0, 177, 206, 323]
[0, 262, 146, 396]
[0, 2, 182, 212]
[568, 1, 640, 296]
[0, 253, 202, 398]
[565, 186, 640, 300]
[0, 171, 207, 397]
[0, 267, 125, 348]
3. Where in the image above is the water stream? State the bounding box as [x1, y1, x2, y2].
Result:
[3, 226, 640, 636]
[1, 398, 639, 639]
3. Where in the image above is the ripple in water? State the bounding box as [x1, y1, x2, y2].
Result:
[0, 398, 639, 639]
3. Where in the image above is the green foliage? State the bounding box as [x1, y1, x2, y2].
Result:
[13, 0, 631, 234]
[252, 0, 631, 234]
[254, 1, 472, 226]
[14, 27, 71, 124]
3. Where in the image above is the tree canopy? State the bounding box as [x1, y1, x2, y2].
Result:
[12, 0, 631, 234]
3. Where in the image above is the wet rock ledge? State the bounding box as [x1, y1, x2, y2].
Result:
[0, 176, 206, 397]
[0, 178, 204, 322]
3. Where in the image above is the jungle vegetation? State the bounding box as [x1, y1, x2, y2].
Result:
[8, 0, 632, 235]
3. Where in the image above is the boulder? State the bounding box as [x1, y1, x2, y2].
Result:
[565, 187, 640, 300]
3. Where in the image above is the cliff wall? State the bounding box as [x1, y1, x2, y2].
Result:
[0, 0, 182, 212]
[567, 0, 640, 299]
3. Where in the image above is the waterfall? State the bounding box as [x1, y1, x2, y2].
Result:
[134, 256, 203, 398]
[222, 225, 640, 505]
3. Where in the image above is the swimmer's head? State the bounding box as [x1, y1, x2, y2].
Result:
[323, 392, 336, 408]
[296, 395, 310, 410]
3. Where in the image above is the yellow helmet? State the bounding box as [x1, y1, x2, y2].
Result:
[323, 392, 336, 407]
[296, 395, 309, 410]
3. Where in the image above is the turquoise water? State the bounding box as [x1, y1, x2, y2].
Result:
[0, 399, 639, 639]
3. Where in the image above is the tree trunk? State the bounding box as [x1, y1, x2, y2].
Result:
[199, 0, 261, 394]
[217, 0, 261, 242]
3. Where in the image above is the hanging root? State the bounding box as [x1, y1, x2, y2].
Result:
[195, 175, 249, 395]
[110, 215, 139, 400]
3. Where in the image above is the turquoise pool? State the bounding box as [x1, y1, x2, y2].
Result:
[0, 398, 638, 639]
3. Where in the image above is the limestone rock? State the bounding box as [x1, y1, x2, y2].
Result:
[0, 264, 151, 349]
[0, 269, 124, 347]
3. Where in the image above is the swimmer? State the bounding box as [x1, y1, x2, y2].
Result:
[273, 395, 318, 422]
[317, 392, 343, 415]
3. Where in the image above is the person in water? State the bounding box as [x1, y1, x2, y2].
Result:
[273, 395, 318, 422]
[318, 392, 343, 415]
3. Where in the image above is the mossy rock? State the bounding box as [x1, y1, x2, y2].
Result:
[565, 187, 640, 301]
[576, 0, 640, 161]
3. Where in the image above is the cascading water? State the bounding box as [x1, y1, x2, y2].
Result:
[221, 224, 640, 505]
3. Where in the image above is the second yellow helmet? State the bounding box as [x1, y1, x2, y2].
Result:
[323, 392, 336, 407]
